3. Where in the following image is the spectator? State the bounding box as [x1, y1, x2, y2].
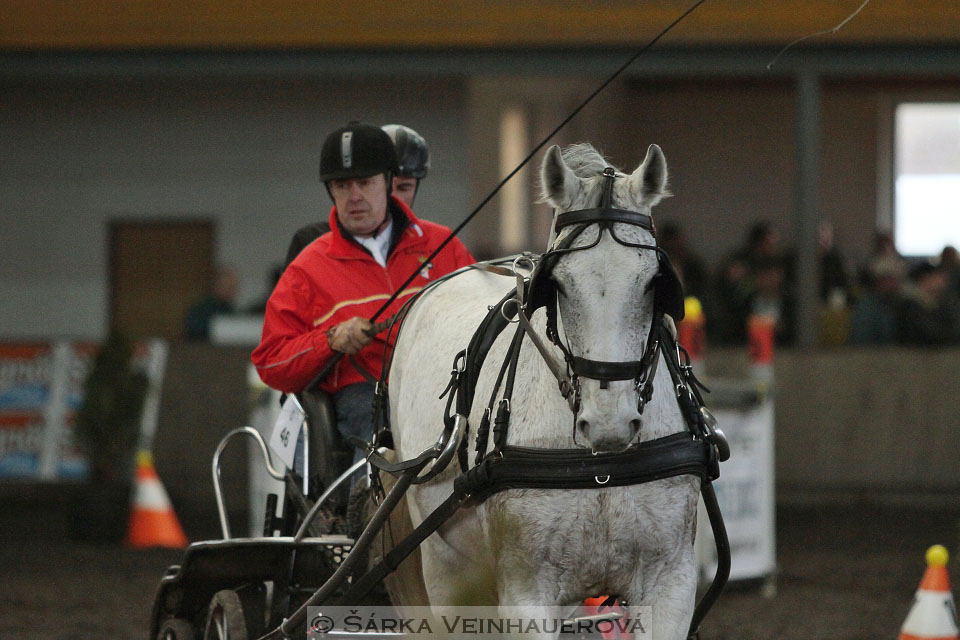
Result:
[894, 261, 957, 346]
[938, 245, 960, 341]
[818, 220, 849, 307]
[252, 122, 473, 464]
[857, 229, 904, 290]
[713, 221, 793, 344]
[659, 221, 708, 299]
[751, 256, 796, 346]
[940, 245, 960, 299]
[849, 256, 901, 345]
[184, 266, 238, 341]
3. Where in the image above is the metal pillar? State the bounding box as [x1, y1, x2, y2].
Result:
[794, 71, 821, 349]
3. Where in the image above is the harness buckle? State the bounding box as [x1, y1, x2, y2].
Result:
[700, 407, 731, 462]
[559, 376, 581, 413]
[501, 298, 521, 323]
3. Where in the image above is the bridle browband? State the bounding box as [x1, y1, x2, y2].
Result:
[553, 166, 657, 234]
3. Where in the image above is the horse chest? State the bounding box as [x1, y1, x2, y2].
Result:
[483, 481, 695, 569]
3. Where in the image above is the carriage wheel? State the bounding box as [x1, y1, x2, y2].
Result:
[202, 590, 248, 640]
[157, 617, 195, 640]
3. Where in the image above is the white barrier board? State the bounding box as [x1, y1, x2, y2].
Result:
[695, 388, 776, 583]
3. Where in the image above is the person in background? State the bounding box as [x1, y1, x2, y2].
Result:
[659, 221, 708, 300]
[252, 122, 473, 463]
[848, 255, 901, 345]
[380, 124, 430, 208]
[857, 229, 904, 291]
[939, 245, 960, 300]
[818, 220, 849, 307]
[894, 261, 957, 346]
[184, 266, 238, 341]
[713, 221, 793, 344]
[283, 123, 431, 267]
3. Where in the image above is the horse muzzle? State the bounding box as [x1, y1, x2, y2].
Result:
[575, 384, 643, 453]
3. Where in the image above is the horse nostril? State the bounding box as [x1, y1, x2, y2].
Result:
[576, 418, 590, 439]
[629, 418, 642, 437]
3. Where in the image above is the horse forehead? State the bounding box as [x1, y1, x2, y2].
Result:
[554, 230, 656, 286]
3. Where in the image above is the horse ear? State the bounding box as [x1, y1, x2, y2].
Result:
[540, 145, 579, 209]
[628, 144, 670, 208]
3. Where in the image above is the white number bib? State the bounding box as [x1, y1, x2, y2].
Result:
[269, 396, 304, 470]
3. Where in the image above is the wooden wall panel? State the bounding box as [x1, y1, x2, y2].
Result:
[3, 1, 960, 51]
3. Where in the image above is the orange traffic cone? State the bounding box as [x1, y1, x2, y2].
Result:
[898, 545, 958, 640]
[125, 451, 188, 549]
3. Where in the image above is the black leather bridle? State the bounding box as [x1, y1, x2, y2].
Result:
[523, 166, 685, 414]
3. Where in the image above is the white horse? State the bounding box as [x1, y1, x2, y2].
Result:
[387, 143, 701, 639]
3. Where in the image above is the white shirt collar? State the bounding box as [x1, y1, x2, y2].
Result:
[355, 219, 393, 267]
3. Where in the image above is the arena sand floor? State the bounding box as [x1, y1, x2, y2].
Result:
[1, 486, 957, 640]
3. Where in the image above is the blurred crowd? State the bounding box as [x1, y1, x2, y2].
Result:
[663, 221, 960, 348]
[185, 222, 960, 350]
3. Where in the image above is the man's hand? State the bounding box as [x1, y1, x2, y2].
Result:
[327, 317, 375, 355]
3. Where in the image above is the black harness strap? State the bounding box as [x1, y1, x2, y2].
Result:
[336, 488, 471, 605]
[554, 206, 655, 231]
[569, 356, 645, 381]
[491, 326, 524, 456]
[459, 432, 716, 501]
[474, 325, 523, 466]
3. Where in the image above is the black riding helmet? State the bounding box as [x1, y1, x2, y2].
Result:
[381, 124, 430, 179]
[319, 121, 398, 186]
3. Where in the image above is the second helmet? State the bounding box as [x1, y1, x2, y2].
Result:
[381, 124, 430, 179]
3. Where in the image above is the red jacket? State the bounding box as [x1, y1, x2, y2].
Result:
[252, 197, 475, 394]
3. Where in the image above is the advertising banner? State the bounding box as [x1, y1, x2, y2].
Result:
[0, 339, 167, 482]
[0, 343, 53, 412]
[0, 343, 54, 477]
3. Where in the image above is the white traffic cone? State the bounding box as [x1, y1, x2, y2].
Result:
[898, 545, 957, 640]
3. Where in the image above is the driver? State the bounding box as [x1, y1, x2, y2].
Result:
[252, 121, 474, 462]
[284, 123, 431, 266]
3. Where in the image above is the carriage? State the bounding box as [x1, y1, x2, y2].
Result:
[150, 143, 732, 640]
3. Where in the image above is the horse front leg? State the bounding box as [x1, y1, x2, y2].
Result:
[419, 533, 498, 607]
[624, 550, 698, 640]
[495, 585, 579, 640]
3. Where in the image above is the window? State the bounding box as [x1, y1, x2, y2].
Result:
[894, 103, 960, 257]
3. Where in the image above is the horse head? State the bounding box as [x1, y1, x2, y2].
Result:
[538, 143, 674, 453]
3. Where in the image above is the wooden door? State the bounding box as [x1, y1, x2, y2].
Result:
[110, 220, 214, 340]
